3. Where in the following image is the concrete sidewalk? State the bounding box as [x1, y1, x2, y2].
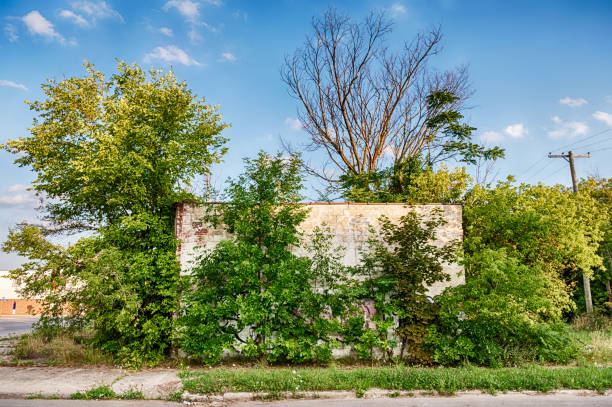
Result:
[1, 366, 611, 405]
[0, 367, 181, 399]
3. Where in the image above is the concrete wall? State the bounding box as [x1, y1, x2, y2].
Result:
[175, 202, 464, 297]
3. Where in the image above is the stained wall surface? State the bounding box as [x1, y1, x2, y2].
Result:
[175, 202, 464, 296]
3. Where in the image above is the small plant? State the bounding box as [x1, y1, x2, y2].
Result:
[166, 390, 184, 402]
[119, 388, 144, 400]
[355, 388, 366, 398]
[70, 385, 117, 400]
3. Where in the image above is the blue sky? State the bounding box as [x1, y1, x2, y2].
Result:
[1, 0, 612, 268]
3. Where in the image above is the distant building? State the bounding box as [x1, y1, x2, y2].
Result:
[0, 270, 41, 315]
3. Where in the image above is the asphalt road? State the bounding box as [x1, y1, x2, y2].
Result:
[0, 401, 181, 407]
[1, 395, 612, 407]
[0, 315, 39, 337]
[236, 394, 612, 407]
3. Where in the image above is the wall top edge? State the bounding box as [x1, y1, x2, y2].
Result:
[179, 200, 462, 207]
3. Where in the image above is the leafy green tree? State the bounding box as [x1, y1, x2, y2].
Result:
[352, 210, 458, 363]
[180, 153, 348, 364]
[2, 61, 228, 364]
[580, 177, 612, 313]
[463, 181, 606, 284]
[340, 156, 471, 204]
[429, 249, 577, 366]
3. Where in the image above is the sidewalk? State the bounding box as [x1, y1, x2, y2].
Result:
[1, 366, 611, 404]
[0, 367, 181, 399]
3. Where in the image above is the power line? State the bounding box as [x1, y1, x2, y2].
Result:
[550, 128, 611, 153]
[521, 159, 554, 182]
[518, 157, 547, 179]
[540, 160, 568, 183]
[590, 145, 612, 153]
[563, 136, 612, 152]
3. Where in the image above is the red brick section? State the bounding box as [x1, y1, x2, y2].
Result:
[0, 299, 42, 315]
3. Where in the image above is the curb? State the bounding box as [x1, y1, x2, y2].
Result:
[182, 389, 612, 403]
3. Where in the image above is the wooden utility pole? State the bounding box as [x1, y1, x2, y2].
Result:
[548, 150, 593, 313]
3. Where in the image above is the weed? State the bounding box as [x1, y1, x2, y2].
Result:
[166, 390, 184, 402]
[25, 393, 60, 399]
[70, 386, 116, 400]
[13, 330, 111, 366]
[119, 388, 144, 400]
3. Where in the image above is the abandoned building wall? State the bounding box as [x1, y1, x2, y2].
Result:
[175, 202, 464, 297]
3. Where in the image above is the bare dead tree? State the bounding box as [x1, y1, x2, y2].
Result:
[282, 8, 473, 180]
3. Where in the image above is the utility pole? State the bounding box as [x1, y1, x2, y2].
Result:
[548, 150, 592, 313]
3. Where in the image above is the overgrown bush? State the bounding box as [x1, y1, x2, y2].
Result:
[347, 210, 458, 363]
[428, 249, 577, 366]
[180, 153, 351, 364]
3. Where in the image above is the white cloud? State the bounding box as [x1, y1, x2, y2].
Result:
[22, 10, 66, 44]
[390, 3, 407, 16]
[144, 45, 200, 66]
[159, 27, 173, 37]
[233, 9, 248, 22]
[70, 1, 123, 22]
[284, 117, 303, 131]
[6, 184, 29, 193]
[187, 28, 202, 42]
[504, 123, 527, 138]
[59, 10, 89, 27]
[548, 116, 589, 139]
[593, 111, 612, 127]
[0, 80, 28, 91]
[559, 97, 588, 107]
[163, 0, 200, 22]
[0, 193, 37, 207]
[203, 0, 223, 5]
[60, 1, 123, 27]
[480, 131, 503, 144]
[4, 23, 18, 42]
[221, 52, 236, 62]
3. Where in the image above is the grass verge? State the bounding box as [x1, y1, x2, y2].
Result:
[12, 330, 111, 366]
[180, 365, 612, 395]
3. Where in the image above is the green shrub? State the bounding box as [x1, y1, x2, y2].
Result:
[428, 249, 577, 366]
[180, 153, 349, 364]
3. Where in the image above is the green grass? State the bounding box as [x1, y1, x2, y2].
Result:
[180, 365, 612, 395]
[70, 385, 144, 400]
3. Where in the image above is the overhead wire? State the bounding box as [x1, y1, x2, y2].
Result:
[541, 160, 569, 183]
[550, 128, 611, 153]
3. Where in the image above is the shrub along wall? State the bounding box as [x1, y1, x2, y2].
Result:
[175, 202, 464, 298]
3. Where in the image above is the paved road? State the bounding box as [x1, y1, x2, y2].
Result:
[0, 401, 181, 407]
[0, 316, 39, 338]
[237, 394, 612, 407]
[1, 395, 611, 407]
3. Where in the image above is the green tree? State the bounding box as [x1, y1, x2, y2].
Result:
[340, 156, 472, 204]
[180, 153, 347, 364]
[352, 210, 458, 363]
[580, 177, 612, 313]
[463, 181, 606, 284]
[2, 61, 228, 364]
[429, 249, 577, 366]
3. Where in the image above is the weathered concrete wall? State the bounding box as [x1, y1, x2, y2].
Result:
[175, 202, 464, 296]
